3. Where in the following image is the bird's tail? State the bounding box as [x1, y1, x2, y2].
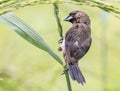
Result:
[68, 63, 86, 85]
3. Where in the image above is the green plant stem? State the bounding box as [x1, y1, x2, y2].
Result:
[53, 3, 72, 91]
[53, 3, 63, 38]
[0, 0, 120, 18]
[64, 65, 72, 91]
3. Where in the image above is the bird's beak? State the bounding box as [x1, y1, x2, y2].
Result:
[64, 15, 73, 21]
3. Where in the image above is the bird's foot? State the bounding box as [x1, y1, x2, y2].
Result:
[61, 67, 69, 75]
[58, 38, 63, 44]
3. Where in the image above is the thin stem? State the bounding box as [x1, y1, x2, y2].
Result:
[1, 0, 120, 18]
[53, 3, 63, 38]
[53, 3, 72, 91]
[64, 65, 72, 91]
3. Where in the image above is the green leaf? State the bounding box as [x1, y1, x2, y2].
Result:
[0, 12, 63, 65]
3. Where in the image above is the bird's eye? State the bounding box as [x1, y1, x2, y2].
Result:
[70, 13, 75, 17]
[69, 13, 72, 16]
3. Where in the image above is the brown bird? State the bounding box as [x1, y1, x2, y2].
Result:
[59, 10, 92, 84]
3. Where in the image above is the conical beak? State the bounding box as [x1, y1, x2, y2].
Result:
[64, 15, 73, 21]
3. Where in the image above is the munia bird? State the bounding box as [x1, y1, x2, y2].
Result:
[58, 10, 92, 84]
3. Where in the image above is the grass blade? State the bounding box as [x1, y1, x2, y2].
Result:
[0, 12, 63, 65]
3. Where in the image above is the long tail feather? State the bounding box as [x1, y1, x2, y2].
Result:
[68, 63, 86, 85]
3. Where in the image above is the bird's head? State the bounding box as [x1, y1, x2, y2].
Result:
[64, 10, 90, 25]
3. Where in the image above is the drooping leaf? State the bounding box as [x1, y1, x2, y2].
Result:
[0, 12, 63, 65]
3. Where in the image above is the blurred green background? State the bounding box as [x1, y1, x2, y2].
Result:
[0, 1, 120, 91]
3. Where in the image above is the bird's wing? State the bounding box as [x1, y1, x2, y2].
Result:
[65, 24, 91, 63]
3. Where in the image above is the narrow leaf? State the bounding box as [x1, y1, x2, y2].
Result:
[0, 12, 63, 65]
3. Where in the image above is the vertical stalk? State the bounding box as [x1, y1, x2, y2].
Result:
[53, 3, 72, 91]
[64, 65, 72, 91]
[53, 3, 63, 38]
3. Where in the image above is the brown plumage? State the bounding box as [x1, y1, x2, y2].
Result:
[59, 10, 91, 85]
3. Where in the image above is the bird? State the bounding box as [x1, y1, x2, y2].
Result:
[58, 10, 92, 85]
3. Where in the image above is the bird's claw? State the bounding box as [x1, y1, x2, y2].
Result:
[58, 38, 63, 44]
[61, 67, 69, 75]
